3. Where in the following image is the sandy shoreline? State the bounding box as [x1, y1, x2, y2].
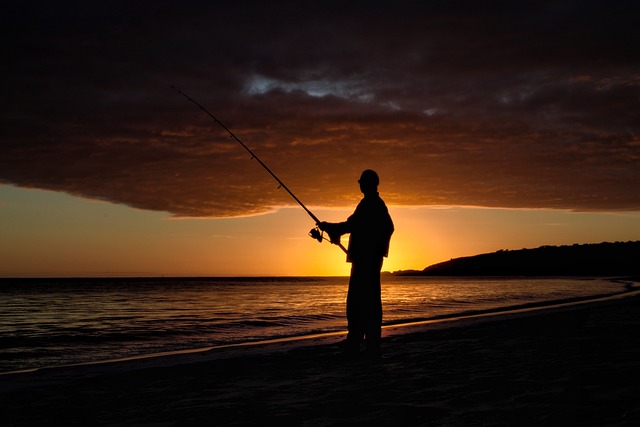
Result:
[2, 291, 640, 426]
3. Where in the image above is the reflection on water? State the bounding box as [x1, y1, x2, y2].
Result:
[0, 276, 625, 372]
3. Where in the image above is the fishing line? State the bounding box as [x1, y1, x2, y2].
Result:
[171, 85, 347, 254]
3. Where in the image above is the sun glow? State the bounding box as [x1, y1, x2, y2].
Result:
[2, 186, 640, 277]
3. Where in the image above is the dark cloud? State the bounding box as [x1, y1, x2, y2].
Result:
[1, 1, 639, 216]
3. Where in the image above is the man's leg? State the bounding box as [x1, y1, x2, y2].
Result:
[345, 264, 365, 352]
[364, 258, 383, 355]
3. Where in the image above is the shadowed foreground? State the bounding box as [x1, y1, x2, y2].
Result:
[2, 296, 639, 426]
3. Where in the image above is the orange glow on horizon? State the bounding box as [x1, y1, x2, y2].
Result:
[2, 186, 640, 277]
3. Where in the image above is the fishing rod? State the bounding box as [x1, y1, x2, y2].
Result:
[171, 85, 347, 254]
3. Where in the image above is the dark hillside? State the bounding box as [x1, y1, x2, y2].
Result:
[415, 241, 640, 276]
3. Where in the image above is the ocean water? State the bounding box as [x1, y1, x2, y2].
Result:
[0, 276, 628, 373]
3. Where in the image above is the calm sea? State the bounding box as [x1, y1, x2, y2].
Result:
[0, 276, 627, 373]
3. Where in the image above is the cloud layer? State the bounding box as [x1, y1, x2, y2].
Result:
[2, 1, 639, 216]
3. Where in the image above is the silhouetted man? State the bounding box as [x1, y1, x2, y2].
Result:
[319, 169, 394, 356]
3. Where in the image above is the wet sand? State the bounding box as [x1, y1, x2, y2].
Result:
[2, 293, 640, 426]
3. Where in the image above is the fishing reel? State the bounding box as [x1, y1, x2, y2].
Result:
[309, 227, 324, 243]
[309, 225, 346, 252]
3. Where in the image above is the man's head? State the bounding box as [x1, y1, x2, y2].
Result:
[358, 169, 379, 194]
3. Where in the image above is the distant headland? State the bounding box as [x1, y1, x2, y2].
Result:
[393, 241, 640, 276]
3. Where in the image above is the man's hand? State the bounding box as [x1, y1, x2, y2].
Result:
[317, 222, 341, 244]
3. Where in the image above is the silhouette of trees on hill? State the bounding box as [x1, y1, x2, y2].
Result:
[409, 241, 640, 276]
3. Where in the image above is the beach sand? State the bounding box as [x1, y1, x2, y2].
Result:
[2, 293, 639, 426]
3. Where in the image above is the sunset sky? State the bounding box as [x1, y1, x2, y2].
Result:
[1, 1, 639, 277]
